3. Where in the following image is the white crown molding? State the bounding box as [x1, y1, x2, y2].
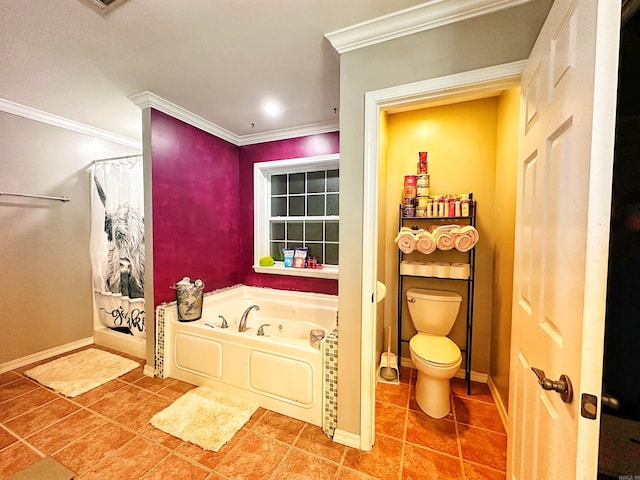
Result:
[325, 0, 533, 54]
[0, 98, 141, 149]
[129, 91, 240, 145]
[237, 121, 339, 146]
[129, 91, 338, 147]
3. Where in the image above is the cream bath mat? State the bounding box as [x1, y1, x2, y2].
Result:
[24, 348, 139, 397]
[150, 386, 259, 452]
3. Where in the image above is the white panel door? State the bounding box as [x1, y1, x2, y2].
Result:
[508, 1, 621, 479]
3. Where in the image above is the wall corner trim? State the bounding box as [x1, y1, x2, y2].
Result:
[128, 91, 338, 146]
[332, 429, 362, 449]
[325, 0, 533, 54]
[0, 98, 141, 149]
[128, 91, 239, 145]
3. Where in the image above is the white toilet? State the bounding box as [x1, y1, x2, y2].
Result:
[406, 288, 462, 419]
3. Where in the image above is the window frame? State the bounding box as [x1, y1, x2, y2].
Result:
[253, 153, 339, 279]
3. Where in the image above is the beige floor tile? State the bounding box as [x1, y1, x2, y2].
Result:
[143, 453, 211, 480]
[53, 422, 135, 476]
[251, 410, 306, 444]
[272, 447, 339, 480]
[375, 382, 410, 408]
[343, 434, 402, 480]
[463, 461, 507, 480]
[0, 443, 42, 478]
[25, 409, 106, 455]
[405, 410, 459, 457]
[293, 424, 346, 464]
[79, 435, 170, 480]
[0, 387, 58, 423]
[453, 397, 505, 434]
[214, 430, 289, 480]
[375, 401, 406, 440]
[401, 442, 463, 480]
[0, 378, 39, 403]
[458, 424, 507, 472]
[4, 398, 79, 438]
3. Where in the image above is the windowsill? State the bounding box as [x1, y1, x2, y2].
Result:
[252, 263, 339, 280]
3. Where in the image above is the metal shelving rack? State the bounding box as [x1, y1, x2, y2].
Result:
[396, 202, 476, 394]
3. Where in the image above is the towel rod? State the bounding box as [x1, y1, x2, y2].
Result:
[92, 153, 142, 164]
[0, 191, 70, 202]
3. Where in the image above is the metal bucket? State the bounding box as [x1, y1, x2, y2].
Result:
[173, 280, 204, 322]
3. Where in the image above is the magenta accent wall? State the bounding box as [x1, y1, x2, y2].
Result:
[238, 133, 339, 296]
[151, 110, 240, 305]
[150, 110, 339, 305]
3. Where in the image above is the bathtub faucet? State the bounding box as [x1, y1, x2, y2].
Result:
[239, 304, 260, 332]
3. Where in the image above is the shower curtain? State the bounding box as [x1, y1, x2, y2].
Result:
[90, 156, 145, 338]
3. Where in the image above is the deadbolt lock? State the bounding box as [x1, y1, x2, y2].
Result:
[531, 367, 573, 404]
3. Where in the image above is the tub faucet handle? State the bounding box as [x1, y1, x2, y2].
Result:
[257, 324, 271, 336]
[218, 315, 228, 328]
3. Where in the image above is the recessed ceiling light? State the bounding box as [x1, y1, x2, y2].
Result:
[263, 102, 283, 117]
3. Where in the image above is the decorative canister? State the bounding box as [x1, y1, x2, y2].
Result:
[402, 197, 415, 207]
[416, 196, 429, 208]
[404, 175, 417, 187]
[403, 186, 417, 198]
[416, 174, 430, 187]
[418, 152, 428, 174]
[416, 207, 427, 217]
[417, 185, 430, 197]
[403, 205, 416, 217]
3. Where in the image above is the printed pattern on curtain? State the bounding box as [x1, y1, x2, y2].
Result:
[90, 157, 145, 338]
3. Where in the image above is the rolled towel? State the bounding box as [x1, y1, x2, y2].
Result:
[415, 230, 436, 255]
[428, 224, 460, 234]
[452, 225, 479, 252]
[434, 230, 455, 250]
[394, 228, 417, 254]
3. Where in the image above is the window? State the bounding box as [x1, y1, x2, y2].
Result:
[253, 154, 339, 279]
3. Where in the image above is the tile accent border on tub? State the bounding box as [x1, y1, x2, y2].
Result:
[323, 328, 339, 437]
[155, 304, 166, 378]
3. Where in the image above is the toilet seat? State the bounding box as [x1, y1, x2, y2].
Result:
[409, 334, 460, 367]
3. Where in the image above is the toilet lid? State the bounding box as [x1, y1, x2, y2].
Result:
[409, 334, 460, 365]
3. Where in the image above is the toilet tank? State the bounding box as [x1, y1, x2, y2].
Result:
[406, 288, 462, 335]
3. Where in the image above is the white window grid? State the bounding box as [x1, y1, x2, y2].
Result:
[254, 154, 339, 272]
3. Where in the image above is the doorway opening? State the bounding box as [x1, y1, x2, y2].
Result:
[598, 6, 640, 478]
[360, 61, 524, 450]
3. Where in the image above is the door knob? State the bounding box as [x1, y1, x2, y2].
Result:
[531, 367, 573, 403]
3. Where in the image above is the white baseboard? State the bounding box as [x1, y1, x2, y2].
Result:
[332, 429, 361, 449]
[143, 364, 156, 378]
[0, 337, 94, 374]
[93, 327, 146, 359]
[400, 356, 489, 383]
[487, 376, 508, 432]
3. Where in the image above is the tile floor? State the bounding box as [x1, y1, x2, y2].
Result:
[0, 346, 506, 479]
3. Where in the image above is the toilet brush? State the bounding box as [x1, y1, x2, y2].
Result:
[380, 326, 397, 381]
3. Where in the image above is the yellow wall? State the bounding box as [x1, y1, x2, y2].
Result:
[384, 97, 499, 373]
[491, 87, 521, 409]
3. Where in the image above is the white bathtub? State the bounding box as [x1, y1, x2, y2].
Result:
[161, 285, 337, 427]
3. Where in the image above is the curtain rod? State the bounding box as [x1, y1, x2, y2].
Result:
[0, 191, 70, 202]
[92, 153, 142, 164]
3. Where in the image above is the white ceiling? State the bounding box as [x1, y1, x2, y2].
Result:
[1, 0, 429, 143]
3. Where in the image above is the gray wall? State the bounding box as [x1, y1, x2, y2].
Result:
[336, 1, 552, 436]
[0, 112, 139, 365]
